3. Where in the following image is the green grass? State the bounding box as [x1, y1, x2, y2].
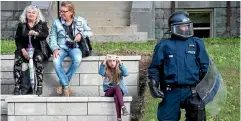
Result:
[91, 41, 156, 55]
[0, 40, 157, 55]
[1, 38, 240, 121]
[1, 40, 16, 54]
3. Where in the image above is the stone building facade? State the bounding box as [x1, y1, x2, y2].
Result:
[1, 1, 240, 40]
[155, 1, 240, 40]
[1, 1, 49, 40]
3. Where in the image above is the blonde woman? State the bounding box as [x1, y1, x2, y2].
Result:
[49, 1, 93, 96]
[13, 5, 50, 95]
[99, 54, 129, 121]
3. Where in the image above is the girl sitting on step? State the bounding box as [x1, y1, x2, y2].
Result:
[99, 54, 129, 121]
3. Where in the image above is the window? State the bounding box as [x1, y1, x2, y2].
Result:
[187, 10, 213, 38]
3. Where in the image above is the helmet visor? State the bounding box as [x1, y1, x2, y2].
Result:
[172, 23, 194, 38]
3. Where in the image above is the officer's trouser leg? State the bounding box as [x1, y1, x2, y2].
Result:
[157, 88, 181, 121]
[33, 51, 44, 95]
[185, 90, 206, 121]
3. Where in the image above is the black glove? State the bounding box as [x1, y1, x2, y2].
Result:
[148, 79, 164, 98]
[199, 71, 207, 81]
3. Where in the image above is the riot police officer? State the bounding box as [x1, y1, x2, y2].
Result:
[148, 11, 209, 121]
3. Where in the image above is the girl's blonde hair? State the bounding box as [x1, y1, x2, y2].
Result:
[60, 1, 75, 18]
[105, 54, 121, 85]
[19, 5, 45, 24]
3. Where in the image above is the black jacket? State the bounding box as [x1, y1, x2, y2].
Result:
[15, 21, 52, 60]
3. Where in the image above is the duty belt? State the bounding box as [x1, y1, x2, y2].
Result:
[165, 84, 197, 91]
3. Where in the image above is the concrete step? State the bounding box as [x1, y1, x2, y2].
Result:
[1, 73, 138, 86]
[5, 96, 132, 121]
[1, 72, 139, 96]
[1, 84, 137, 97]
[72, 1, 131, 6]
[1, 56, 141, 96]
[1, 95, 15, 115]
[76, 11, 130, 19]
[87, 19, 130, 26]
[74, 5, 131, 12]
[91, 32, 148, 42]
[91, 26, 137, 35]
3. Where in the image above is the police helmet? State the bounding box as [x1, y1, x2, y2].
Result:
[168, 11, 194, 38]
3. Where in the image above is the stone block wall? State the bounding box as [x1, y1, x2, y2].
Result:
[1, 55, 141, 97]
[4, 96, 132, 121]
[1, 55, 140, 121]
[154, 1, 172, 40]
[1, 9, 24, 40]
[214, 7, 240, 37]
[2, 1, 240, 40]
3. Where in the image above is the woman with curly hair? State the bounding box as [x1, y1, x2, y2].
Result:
[13, 5, 50, 95]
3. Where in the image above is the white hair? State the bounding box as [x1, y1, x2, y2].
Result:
[19, 5, 45, 23]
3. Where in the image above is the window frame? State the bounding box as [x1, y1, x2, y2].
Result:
[181, 9, 214, 38]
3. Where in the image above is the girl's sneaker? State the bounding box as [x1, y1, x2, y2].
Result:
[117, 118, 122, 121]
[122, 106, 129, 116]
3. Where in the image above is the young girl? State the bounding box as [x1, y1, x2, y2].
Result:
[99, 54, 129, 121]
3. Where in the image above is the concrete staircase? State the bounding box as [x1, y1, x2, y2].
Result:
[72, 1, 148, 42]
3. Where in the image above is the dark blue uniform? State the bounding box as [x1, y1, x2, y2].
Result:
[148, 37, 209, 121]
